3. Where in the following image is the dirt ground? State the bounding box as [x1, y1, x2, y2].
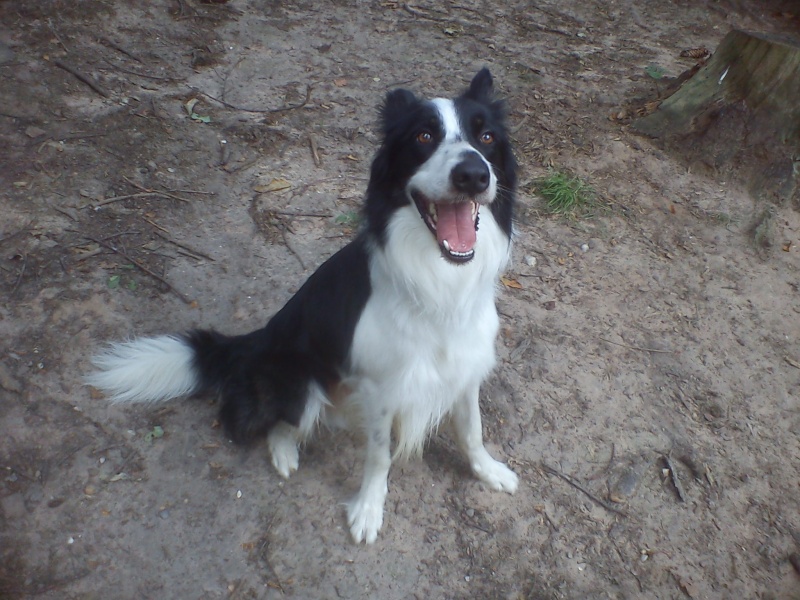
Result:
[1, 1, 799, 598]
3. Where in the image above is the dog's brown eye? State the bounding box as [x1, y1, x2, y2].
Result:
[480, 131, 495, 144]
[417, 131, 433, 144]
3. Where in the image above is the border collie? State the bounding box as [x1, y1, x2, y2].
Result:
[87, 68, 519, 544]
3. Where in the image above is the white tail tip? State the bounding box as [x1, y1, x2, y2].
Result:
[86, 335, 199, 404]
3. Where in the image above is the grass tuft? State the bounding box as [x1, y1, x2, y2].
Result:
[535, 170, 596, 218]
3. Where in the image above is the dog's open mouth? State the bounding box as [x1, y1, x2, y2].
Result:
[412, 192, 479, 264]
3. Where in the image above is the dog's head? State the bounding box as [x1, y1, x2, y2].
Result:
[365, 68, 517, 265]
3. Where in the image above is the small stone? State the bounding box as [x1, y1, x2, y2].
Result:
[580, 243, 589, 252]
[25, 126, 47, 138]
[158, 509, 170, 520]
[465, 508, 475, 518]
[84, 485, 96, 496]
[524, 255, 537, 267]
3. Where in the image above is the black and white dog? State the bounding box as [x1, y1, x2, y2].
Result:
[87, 68, 518, 544]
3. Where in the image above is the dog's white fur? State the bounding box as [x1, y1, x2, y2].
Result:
[86, 336, 198, 403]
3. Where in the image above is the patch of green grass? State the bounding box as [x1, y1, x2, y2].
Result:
[749, 206, 775, 251]
[535, 170, 596, 218]
[335, 210, 361, 228]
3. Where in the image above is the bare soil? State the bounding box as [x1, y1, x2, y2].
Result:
[1, 1, 799, 599]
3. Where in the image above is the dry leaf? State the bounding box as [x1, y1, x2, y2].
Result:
[500, 276, 522, 289]
[254, 178, 291, 193]
[333, 78, 348, 87]
[785, 356, 800, 369]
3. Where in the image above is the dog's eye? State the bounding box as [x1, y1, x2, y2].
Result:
[480, 131, 495, 145]
[416, 131, 433, 144]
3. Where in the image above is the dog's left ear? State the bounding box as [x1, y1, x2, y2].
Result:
[464, 68, 494, 102]
[381, 88, 417, 125]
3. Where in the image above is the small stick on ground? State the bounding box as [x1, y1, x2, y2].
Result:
[308, 134, 321, 166]
[662, 454, 687, 502]
[588, 442, 616, 480]
[279, 226, 306, 271]
[48, 18, 69, 53]
[54, 60, 110, 98]
[91, 192, 185, 208]
[599, 337, 672, 354]
[152, 229, 215, 262]
[11, 253, 27, 295]
[102, 58, 180, 82]
[272, 210, 332, 218]
[85, 235, 192, 304]
[541, 462, 629, 518]
[98, 37, 144, 63]
[189, 84, 313, 114]
[122, 177, 194, 203]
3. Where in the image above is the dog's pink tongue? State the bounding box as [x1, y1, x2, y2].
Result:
[436, 203, 476, 252]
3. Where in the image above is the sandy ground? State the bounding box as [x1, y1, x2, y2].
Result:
[1, 1, 799, 598]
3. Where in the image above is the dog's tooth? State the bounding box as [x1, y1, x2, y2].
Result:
[471, 201, 478, 219]
[442, 239, 451, 252]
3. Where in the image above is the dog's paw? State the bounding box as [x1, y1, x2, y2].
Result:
[347, 495, 385, 544]
[472, 455, 519, 494]
[268, 432, 299, 479]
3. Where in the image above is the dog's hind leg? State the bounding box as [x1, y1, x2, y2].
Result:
[267, 384, 327, 479]
[452, 385, 519, 493]
[347, 408, 393, 544]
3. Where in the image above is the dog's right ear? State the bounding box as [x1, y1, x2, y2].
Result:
[381, 89, 417, 129]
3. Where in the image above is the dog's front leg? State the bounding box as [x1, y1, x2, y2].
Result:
[453, 385, 519, 493]
[347, 410, 393, 544]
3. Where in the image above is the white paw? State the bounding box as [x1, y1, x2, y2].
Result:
[347, 492, 386, 544]
[472, 456, 519, 494]
[268, 432, 299, 479]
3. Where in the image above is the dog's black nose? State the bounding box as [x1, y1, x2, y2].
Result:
[451, 154, 490, 195]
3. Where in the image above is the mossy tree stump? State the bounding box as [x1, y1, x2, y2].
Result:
[634, 29, 800, 207]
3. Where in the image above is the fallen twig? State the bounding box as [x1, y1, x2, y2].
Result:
[47, 18, 69, 53]
[85, 235, 192, 304]
[90, 191, 183, 208]
[98, 37, 143, 63]
[152, 229, 215, 262]
[662, 454, 686, 502]
[102, 58, 180, 82]
[54, 60, 110, 98]
[272, 210, 332, 218]
[122, 176, 195, 203]
[11, 253, 26, 295]
[599, 337, 672, 354]
[403, 3, 448, 21]
[541, 462, 628, 517]
[308, 134, 321, 166]
[279, 224, 306, 271]
[188, 84, 313, 114]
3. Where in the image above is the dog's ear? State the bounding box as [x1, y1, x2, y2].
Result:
[381, 89, 417, 128]
[464, 68, 494, 102]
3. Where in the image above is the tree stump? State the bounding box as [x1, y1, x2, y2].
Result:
[634, 29, 800, 207]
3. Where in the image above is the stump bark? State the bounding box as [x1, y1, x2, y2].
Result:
[634, 29, 800, 207]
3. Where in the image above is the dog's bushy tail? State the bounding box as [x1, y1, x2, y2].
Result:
[86, 335, 201, 404]
[87, 329, 308, 445]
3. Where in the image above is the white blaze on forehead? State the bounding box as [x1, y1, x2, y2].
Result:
[432, 98, 463, 141]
